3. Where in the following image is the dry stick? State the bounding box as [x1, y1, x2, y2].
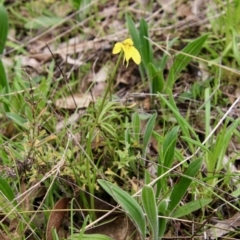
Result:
[84, 96, 240, 231]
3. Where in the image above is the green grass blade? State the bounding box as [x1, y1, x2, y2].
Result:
[168, 158, 202, 213]
[0, 175, 16, 205]
[5, 112, 27, 128]
[167, 34, 208, 89]
[98, 180, 146, 239]
[147, 62, 164, 93]
[158, 198, 169, 237]
[142, 113, 157, 159]
[158, 94, 199, 153]
[24, 16, 63, 29]
[70, 233, 113, 240]
[0, 4, 9, 111]
[162, 126, 179, 169]
[0, 175, 17, 219]
[0, 4, 8, 54]
[181, 136, 211, 154]
[231, 27, 240, 65]
[172, 198, 212, 218]
[0, 59, 9, 93]
[142, 185, 158, 240]
[125, 14, 140, 52]
[132, 112, 141, 142]
[126, 14, 145, 80]
[139, 18, 153, 67]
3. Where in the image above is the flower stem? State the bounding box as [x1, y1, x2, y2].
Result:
[98, 51, 123, 113]
[85, 51, 123, 220]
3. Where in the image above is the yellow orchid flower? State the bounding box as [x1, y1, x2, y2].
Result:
[112, 38, 141, 67]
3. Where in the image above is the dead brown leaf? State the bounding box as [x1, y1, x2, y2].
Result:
[46, 197, 71, 240]
[86, 215, 139, 240]
[205, 212, 240, 239]
[55, 94, 94, 109]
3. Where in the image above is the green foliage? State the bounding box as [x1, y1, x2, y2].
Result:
[70, 234, 113, 240]
[147, 62, 164, 93]
[158, 94, 199, 153]
[167, 34, 208, 91]
[25, 16, 63, 29]
[168, 158, 202, 213]
[0, 176, 17, 219]
[207, 0, 240, 67]
[98, 180, 146, 239]
[172, 198, 212, 218]
[142, 112, 156, 159]
[126, 15, 164, 94]
[205, 119, 240, 188]
[2, 1, 239, 239]
[126, 15, 207, 94]
[142, 186, 158, 240]
[72, 0, 92, 20]
[0, 4, 8, 54]
[0, 4, 9, 111]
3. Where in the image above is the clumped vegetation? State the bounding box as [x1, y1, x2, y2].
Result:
[0, 0, 240, 239]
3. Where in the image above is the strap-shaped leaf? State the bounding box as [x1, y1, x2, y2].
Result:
[147, 62, 164, 93]
[0, 4, 9, 111]
[168, 158, 202, 212]
[98, 180, 146, 239]
[143, 113, 157, 158]
[142, 185, 158, 240]
[0, 4, 8, 54]
[167, 34, 208, 88]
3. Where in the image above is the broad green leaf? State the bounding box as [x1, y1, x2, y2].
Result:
[0, 60, 9, 95]
[168, 158, 202, 212]
[0, 4, 8, 54]
[181, 136, 211, 154]
[132, 112, 141, 142]
[25, 16, 63, 29]
[162, 126, 179, 169]
[158, 199, 169, 215]
[0, 4, 10, 111]
[126, 14, 140, 54]
[142, 185, 158, 240]
[98, 180, 146, 239]
[0, 175, 17, 220]
[144, 170, 151, 185]
[215, 120, 240, 172]
[158, 217, 167, 238]
[147, 62, 164, 93]
[231, 27, 240, 65]
[139, 18, 153, 67]
[126, 14, 145, 80]
[0, 176, 16, 205]
[71, 0, 82, 9]
[6, 112, 27, 128]
[232, 188, 240, 198]
[142, 113, 157, 158]
[167, 34, 208, 89]
[172, 198, 212, 218]
[158, 94, 199, 153]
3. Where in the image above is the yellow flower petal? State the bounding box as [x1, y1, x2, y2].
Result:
[130, 46, 141, 65]
[122, 45, 132, 62]
[123, 38, 134, 46]
[112, 38, 141, 67]
[112, 42, 123, 54]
